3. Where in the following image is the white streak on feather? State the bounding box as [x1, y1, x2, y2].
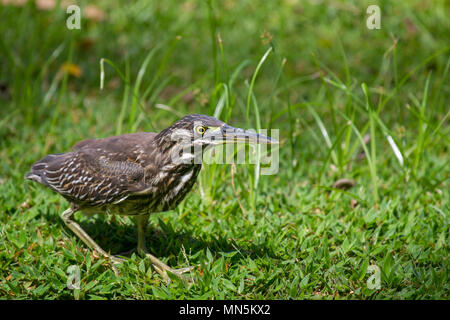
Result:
[113, 195, 129, 204]
[172, 170, 194, 195]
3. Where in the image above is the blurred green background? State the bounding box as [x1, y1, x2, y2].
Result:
[0, 0, 448, 299]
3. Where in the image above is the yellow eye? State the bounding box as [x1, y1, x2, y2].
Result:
[196, 126, 206, 135]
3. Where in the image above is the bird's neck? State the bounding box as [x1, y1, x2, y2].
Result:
[153, 132, 203, 166]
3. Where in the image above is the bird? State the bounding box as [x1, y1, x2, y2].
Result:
[25, 114, 277, 281]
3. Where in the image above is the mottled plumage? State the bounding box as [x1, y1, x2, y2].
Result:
[25, 114, 277, 280]
[26, 115, 220, 214]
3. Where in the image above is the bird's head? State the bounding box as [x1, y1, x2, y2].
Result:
[155, 114, 277, 163]
[159, 114, 277, 146]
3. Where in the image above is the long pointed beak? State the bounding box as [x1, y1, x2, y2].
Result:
[214, 125, 278, 144]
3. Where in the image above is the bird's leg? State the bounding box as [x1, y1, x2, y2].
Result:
[61, 207, 122, 276]
[136, 215, 194, 282]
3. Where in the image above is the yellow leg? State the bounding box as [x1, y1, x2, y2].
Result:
[61, 208, 122, 275]
[136, 215, 194, 282]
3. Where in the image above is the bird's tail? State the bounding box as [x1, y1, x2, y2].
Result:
[25, 154, 64, 185]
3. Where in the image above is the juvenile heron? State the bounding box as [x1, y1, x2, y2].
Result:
[25, 114, 277, 280]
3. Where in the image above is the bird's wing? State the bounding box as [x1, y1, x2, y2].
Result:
[72, 132, 156, 153]
[26, 149, 150, 206]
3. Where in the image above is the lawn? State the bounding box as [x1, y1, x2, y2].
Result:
[0, 0, 448, 299]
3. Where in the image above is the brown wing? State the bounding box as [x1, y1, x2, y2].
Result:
[26, 132, 158, 207]
[72, 132, 156, 153]
[26, 150, 147, 206]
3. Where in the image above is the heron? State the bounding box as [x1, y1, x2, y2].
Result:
[25, 114, 278, 281]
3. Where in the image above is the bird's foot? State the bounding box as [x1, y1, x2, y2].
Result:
[100, 254, 125, 276]
[102, 249, 196, 283]
[143, 251, 195, 283]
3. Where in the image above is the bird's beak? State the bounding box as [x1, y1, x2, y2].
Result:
[205, 125, 278, 145]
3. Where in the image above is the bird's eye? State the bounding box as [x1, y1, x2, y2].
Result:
[195, 126, 206, 135]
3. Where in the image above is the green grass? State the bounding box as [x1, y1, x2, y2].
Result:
[0, 0, 449, 299]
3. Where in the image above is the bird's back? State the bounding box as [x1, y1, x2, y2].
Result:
[71, 132, 157, 152]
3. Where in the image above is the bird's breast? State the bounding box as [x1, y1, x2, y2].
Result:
[158, 164, 201, 210]
[101, 164, 201, 216]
